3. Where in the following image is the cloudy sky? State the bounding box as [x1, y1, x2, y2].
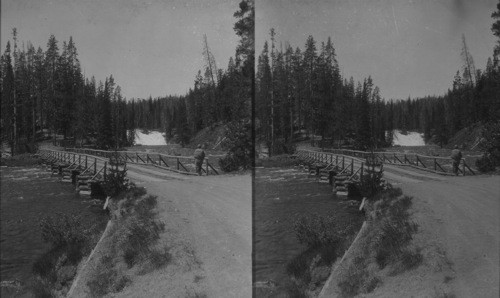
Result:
[1, 0, 240, 99]
[256, 0, 497, 100]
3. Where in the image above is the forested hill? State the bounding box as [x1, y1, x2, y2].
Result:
[1, 0, 253, 154]
[256, 3, 500, 155]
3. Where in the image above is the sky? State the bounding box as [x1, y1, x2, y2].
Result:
[256, 0, 498, 100]
[1, 0, 240, 99]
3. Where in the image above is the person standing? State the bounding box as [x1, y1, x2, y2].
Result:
[451, 145, 462, 176]
[194, 144, 206, 176]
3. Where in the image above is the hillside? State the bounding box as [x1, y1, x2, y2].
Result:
[445, 123, 484, 151]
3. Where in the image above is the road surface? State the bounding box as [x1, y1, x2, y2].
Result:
[368, 164, 500, 297]
[114, 164, 252, 298]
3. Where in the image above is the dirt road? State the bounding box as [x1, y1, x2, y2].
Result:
[116, 164, 252, 298]
[368, 165, 499, 298]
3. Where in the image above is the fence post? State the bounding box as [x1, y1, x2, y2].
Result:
[351, 158, 354, 174]
[462, 160, 466, 176]
[434, 158, 437, 171]
[94, 158, 97, 174]
[360, 162, 364, 181]
[136, 153, 139, 163]
[104, 162, 107, 180]
[177, 158, 180, 170]
[85, 156, 88, 169]
[415, 155, 418, 166]
[206, 160, 209, 175]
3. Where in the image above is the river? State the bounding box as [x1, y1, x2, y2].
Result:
[254, 166, 365, 289]
[0, 164, 107, 296]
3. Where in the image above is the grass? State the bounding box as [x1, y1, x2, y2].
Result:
[87, 254, 131, 297]
[0, 153, 43, 167]
[282, 214, 358, 295]
[115, 194, 168, 270]
[30, 212, 108, 297]
[29, 278, 54, 298]
[337, 187, 424, 297]
[86, 186, 171, 296]
[256, 154, 302, 168]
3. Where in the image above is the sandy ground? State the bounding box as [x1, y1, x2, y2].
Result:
[321, 163, 499, 297]
[113, 165, 252, 298]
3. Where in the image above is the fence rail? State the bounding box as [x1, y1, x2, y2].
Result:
[304, 148, 476, 176]
[64, 148, 220, 175]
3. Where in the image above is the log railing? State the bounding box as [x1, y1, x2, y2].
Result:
[312, 148, 476, 176]
[64, 148, 220, 175]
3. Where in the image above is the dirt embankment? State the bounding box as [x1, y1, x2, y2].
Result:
[321, 166, 499, 297]
[70, 164, 251, 298]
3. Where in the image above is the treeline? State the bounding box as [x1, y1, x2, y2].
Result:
[256, 31, 391, 153]
[125, 0, 253, 150]
[257, 2, 500, 154]
[1, 0, 253, 154]
[388, 35, 499, 146]
[125, 51, 251, 146]
[0, 30, 133, 151]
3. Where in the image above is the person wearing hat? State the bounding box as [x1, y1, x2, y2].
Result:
[194, 144, 206, 175]
[451, 145, 462, 176]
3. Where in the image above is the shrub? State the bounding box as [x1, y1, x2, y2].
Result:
[87, 254, 131, 297]
[399, 249, 423, 271]
[32, 247, 61, 282]
[359, 153, 385, 198]
[117, 194, 166, 268]
[293, 215, 342, 249]
[102, 152, 130, 197]
[369, 194, 420, 269]
[144, 246, 172, 271]
[337, 257, 369, 297]
[284, 282, 309, 298]
[30, 278, 54, 298]
[219, 120, 252, 172]
[286, 251, 312, 283]
[39, 213, 90, 248]
[219, 153, 240, 172]
[270, 138, 296, 155]
[475, 154, 496, 172]
[479, 120, 500, 166]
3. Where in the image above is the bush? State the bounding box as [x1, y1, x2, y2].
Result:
[102, 152, 130, 197]
[293, 215, 342, 249]
[117, 194, 166, 268]
[270, 138, 296, 155]
[475, 154, 496, 172]
[218, 153, 240, 172]
[219, 120, 252, 172]
[359, 154, 385, 198]
[479, 120, 500, 166]
[286, 251, 312, 283]
[87, 255, 130, 297]
[337, 257, 369, 297]
[39, 213, 90, 248]
[30, 278, 54, 298]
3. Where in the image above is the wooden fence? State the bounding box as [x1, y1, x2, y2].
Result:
[64, 148, 220, 175]
[306, 148, 476, 176]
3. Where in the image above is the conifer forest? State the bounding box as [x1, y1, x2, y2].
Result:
[256, 5, 500, 155]
[1, 1, 253, 156]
